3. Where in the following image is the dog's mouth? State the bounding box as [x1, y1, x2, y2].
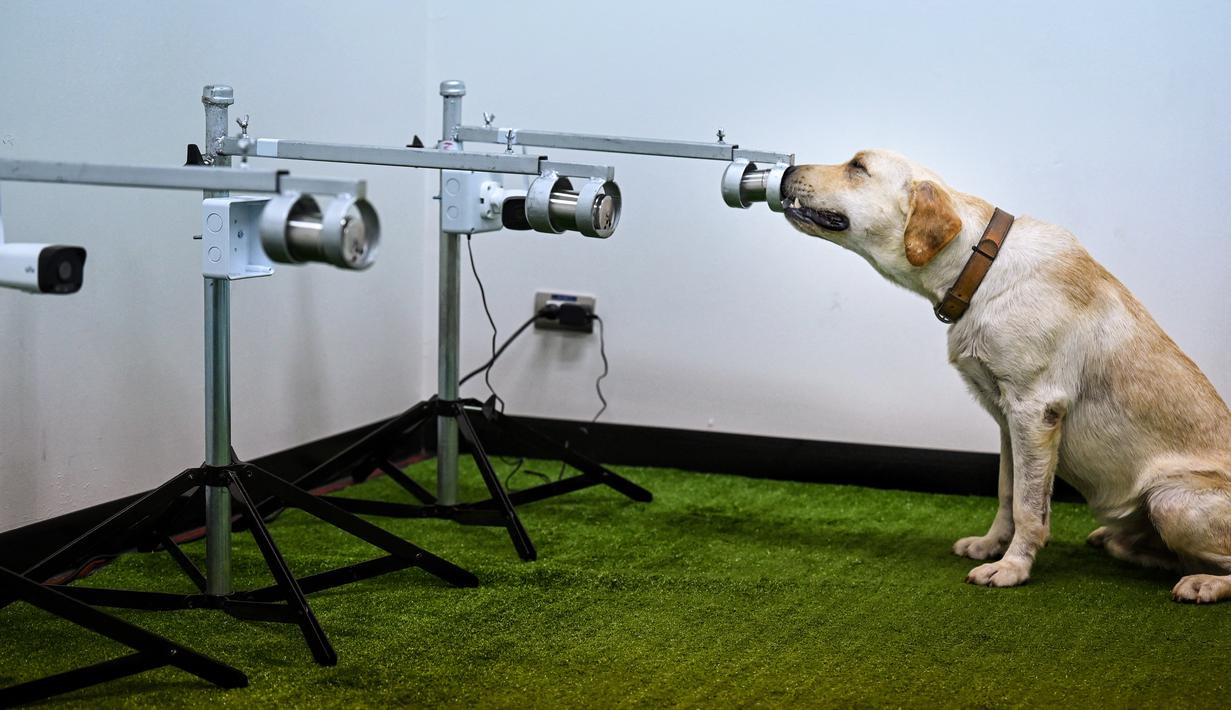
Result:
[784, 200, 850, 232]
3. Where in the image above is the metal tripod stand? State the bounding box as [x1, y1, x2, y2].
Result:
[211, 80, 653, 562]
[295, 396, 652, 561]
[0, 565, 247, 707]
[0, 86, 476, 673]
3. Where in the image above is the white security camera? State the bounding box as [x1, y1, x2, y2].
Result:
[0, 205, 86, 294]
[0, 239, 87, 294]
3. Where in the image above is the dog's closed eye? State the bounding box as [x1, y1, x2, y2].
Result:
[847, 157, 870, 178]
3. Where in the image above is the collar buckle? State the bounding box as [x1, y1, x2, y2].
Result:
[933, 208, 1014, 325]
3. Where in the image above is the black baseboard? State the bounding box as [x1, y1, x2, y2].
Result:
[473, 416, 1004, 495]
[1, 411, 1072, 575]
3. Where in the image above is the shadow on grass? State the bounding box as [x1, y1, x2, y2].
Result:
[20, 677, 227, 709]
[579, 492, 1183, 592]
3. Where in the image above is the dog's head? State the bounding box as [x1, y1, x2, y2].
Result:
[780, 149, 964, 276]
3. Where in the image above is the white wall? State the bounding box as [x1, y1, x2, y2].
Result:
[433, 0, 1231, 449]
[0, 1, 434, 531]
[3, 1, 1230, 530]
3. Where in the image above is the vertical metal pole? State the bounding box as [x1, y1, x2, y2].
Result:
[202, 84, 233, 595]
[436, 80, 465, 505]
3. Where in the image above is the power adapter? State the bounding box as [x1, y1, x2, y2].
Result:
[534, 291, 595, 333]
[556, 303, 593, 329]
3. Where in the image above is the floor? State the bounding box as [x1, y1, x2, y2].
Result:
[2, 459, 1227, 707]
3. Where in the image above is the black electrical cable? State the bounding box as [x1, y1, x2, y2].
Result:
[458, 313, 539, 387]
[462, 236, 531, 485]
[505, 463, 551, 489]
[450, 261, 612, 488]
[465, 234, 504, 413]
[555, 313, 610, 481]
[589, 314, 609, 426]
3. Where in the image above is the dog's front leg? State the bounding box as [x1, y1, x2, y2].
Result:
[954, 426, 1014, 559]
[966, 399, 1063, 587]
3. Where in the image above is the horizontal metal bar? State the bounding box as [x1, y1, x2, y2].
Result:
[227, 137, 543, 173]
[223, 137, 617, 180]
[280, 174, 367, 198]
[0, 159, 366, 195]
[540, 161, 615, 180]
[458, 126, 734, 160]
[733, 148, 796, 164]
[0, 159, 279, 191]
[458, 125, 794, 165]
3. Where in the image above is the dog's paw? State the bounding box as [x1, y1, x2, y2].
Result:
[1086, 526, 1111, 548]
[953, 535, 1008, 560]
[965, 558, 1031, 588]
[1172, 574, 1231, 604]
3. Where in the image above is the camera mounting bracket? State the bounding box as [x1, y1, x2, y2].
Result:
[202, 196, 275, 280]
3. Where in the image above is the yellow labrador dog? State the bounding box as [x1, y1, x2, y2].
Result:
[780, 150, 1231, 603]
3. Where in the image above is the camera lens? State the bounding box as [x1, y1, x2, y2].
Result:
[38, 245, 87, 294]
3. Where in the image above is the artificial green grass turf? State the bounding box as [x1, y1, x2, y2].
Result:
[2, 460, 1229, 708]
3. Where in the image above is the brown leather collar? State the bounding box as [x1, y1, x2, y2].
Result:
[933, 207, 1015, 323]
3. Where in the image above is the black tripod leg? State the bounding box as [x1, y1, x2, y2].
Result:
[227, 473, 337, 667]
[0, 567, 246, 707]
[495, 414, 653, 502]
[237, 465, 478, 588]
[159, 535, 207, 593]
[455, 409, 537, 562]
[139, 488, 210, 593]
[18, 469, 206, 586]
[292, 400, 435, 490]
[139, 484, 205, 548]
[375, 459, 437, 504]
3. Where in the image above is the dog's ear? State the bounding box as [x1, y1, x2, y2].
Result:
[903, 180, 962, 266]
